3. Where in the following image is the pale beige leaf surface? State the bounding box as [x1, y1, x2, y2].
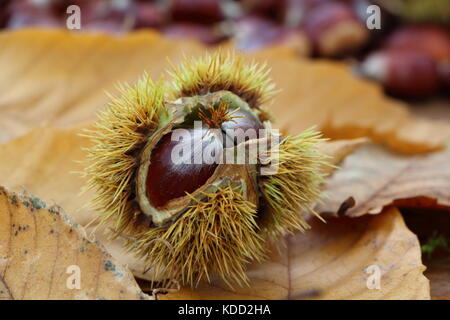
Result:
[0, 186, 150, 300]
[317, 137, 369, 175]
[159, 208, 429, 300]
[317, 145, 450, 217]
[0, 29, 449, 154]
[0, 126, 93, 226]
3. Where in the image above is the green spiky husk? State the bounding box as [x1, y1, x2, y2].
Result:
[124, 185, 265, 288]
[82, 52, 329, 288]
[82, 74, 169, 235]
[259, 129, 329, 241]
[168, 51, 277, 111]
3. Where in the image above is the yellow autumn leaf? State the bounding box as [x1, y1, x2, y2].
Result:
[156, 207, 429, 300]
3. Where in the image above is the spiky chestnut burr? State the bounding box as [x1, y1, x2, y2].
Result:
[83, 52, 328, 287]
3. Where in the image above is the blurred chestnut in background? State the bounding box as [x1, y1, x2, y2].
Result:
[79, 0, 135, 33]
[225, 14, 310, 53]
[7, 0, 63, 29]
[385, 25, 450, 63]
[303, 2, 369, 57]
[227, 15, 285, 50]
[440, 62, 450, 90]
[239, 0, 282, 19]
[133, 1, 168, 29]
[360, 49, 440, 98]
[383, 24, 450, 90]
[279, 0, 328, 27]
[0, 0, 11, 28]
[169, 0, 224, 24]
[7, 0, 136, 33]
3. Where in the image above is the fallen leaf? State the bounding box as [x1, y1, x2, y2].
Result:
[158, 207, 429, 300]
[317, 145, 450, 217]
[0, 186, 150, 300]
[0, 29, 449, 154]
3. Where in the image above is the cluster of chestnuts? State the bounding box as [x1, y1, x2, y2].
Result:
[360, 24, 450, 98]
[3, 1, 450, 97]
[84, 52, 327, 287]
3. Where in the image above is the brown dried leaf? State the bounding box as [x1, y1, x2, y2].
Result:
[159, 208, 429, 300]
[318, 137, 369, 175]
[317, 145, 450, 217]
[0, 29, 449, 154]
[0, 187, 150, 300]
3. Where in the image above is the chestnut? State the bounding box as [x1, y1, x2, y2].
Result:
[360, 49, 440, 97]
[240, 0, 282, 17]
[7, 0, 63, 29]
[146, 128, 221, 209]
[169, 0, 224, 24]
[146, 104, 263, 209]
[133, 2, 168, 29]
[279, 0, 328, 27]
[383, 24, 450, 90]
[228, 14, 310, 53]
[303, 2, 369, 57]
[439, 61, 450, 90]
[384, 25, 450, 63]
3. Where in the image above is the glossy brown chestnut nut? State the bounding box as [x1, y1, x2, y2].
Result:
[170, 0, 224, 24]
[146, 128, 221, 208]
[145, 104, 263, 211]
